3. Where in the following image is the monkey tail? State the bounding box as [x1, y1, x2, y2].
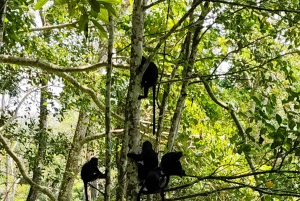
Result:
[88, 183, 106, 197]
[153, 85, 156, 135]
[84, 182, 89, 201]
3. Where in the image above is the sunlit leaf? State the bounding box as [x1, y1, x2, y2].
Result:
[91, 19, 107, 38]
[34, 0, 49, 10]
[266, 181, 275, 187]
[103, 3, 118, 17]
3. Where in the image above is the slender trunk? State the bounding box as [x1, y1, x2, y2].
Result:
[4, 143, 18, 201]
[155, 38, 191, 151]
[155, 64, 178, 151]
[167, 1, 210, 151]
[5, 153, 10, 201]
[117, 0, 145, 200]
[166, 33, 193, 152]
[58, 110, 90, 201]
[105, 13, 114, 201]
[26, 78, 48, 201]
[0, 0, 7, 53]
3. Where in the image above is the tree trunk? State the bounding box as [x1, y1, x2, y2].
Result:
[5, 153, 11, 201]
[0, 0, 7, 53]
[104, 13, 114, 201]
[26, 78, 48, 201]
[58, 109, 90, 201]
[116, 0, 145, 200]
[167, 1, 210, 151]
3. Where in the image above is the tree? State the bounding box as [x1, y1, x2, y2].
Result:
[1, 0, 300, 200]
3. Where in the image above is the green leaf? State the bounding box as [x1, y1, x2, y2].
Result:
[78, 14, 89, 32]
[295, 148, 300, 156]
[260, 127, 267, 135]
[265, 122, 275, 131]
[89, 0, 100, 13]
[68, 1, 76, 16]
[98, 9, 109, 24]
[245, 127, 252, 134]
[271, 141, 281, 149]
[34, 0, 49, 10]
[99, 0, 120, 3]
[103, 3, 118, 17]
[259, 110, 268, 119]
[55, 168, 60, 174]
[289, 120, 296, 129]
[276, 114, 282, 125]
[91, 19, 107, 38]
[242, 144, 251, 153]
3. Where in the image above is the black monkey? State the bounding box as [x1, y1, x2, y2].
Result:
[160, 151, 198, 188]
[127, 141, 159, 180]
[138, 56, 158, 135]
[138, 56, 158, 100]
[160, 152, 186, 188]
[161, 152, 185, 177]
[137, 167, 166, 201]
[81, 157, 106, 201]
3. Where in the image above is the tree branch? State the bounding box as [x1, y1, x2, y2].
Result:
[0, 55, 129, 73]
[144, 0, 166, 10]
[29, 21, 78, 32]
[145, 0, 204, 70]
[0, 86, 45, 132]
[165, 186, 244, 200]
[205, 0, 300, 13]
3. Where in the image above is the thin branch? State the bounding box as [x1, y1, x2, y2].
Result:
[201, 79, 229, 109]
[165, 186, 244, 200]
[198, 170, 300, 181]
[165, 178, 200, 192]
[81, 129, 124, 144]
[205, 0, 300, 13]
[144, 0, 166, 10]
[0, 86, 46, 132]
[0, 55, 129, 73]
[145, 0, 204, 69]
[225, 180, 300, 197]
[29, 21, 78, 32]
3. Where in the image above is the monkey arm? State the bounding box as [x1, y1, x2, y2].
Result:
[127, 153, 143, 161]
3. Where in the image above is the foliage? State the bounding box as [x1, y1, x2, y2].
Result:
[1, 0, 300, 200]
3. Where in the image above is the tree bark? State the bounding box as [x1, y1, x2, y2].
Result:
[104, 13, 114, 201]
[26, 78, 48, 201]
[116, 0, 145, 200]
[0, 0, 7, 53]
[58, 110, 90, 201]
[167, 1, 210, 151]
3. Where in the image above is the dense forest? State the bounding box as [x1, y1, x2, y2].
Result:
[1, 0, 300, 200]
